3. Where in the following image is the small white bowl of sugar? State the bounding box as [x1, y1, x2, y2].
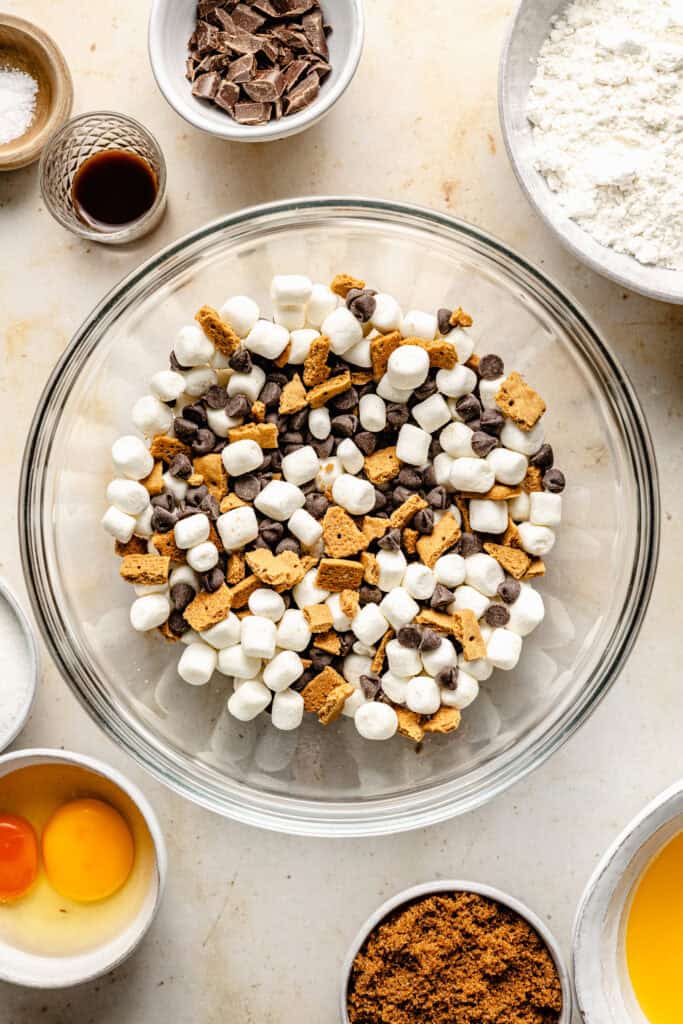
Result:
[0, 579, 39, 753]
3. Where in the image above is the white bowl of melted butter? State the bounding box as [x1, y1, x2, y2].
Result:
[0, 749, 166, 987]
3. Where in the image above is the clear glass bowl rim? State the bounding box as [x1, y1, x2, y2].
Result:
[18, 196, 660, 837]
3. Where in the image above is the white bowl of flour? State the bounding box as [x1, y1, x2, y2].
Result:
[500, 0, 683, 303]
[0, 579, 39, 752]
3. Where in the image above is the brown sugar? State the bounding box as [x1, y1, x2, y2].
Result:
[347, 891, 563, 1024]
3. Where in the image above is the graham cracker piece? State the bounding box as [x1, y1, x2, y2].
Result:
[193, 453, 228, 502]
[279, 373, 308, 415]
[466, 354, 480, 372]
[316, 558, 364, 592]
[226, 574, 261, 609]
[523, 558, 546, 580]
[455, 497, 470, 532]
[184, 585, 232, 631]
[416, 609, 456, 635]
[423, 707, 462, 735]
[399, 337, 457, 370]
[274, 341, 291, 367]
[403, 528, 418, 554]
[115, 536, 147, 557]
[158, 621, 179, 644]
[390, 494, 428, 529]
[361, 551, 379, 585]
[371, 629, 393, 674]
[141, 460, 164, 496]
[330, 273, 365, 297]
[300, 554, 320, 574]
[322, 506, 368, 558]
[340, 588, 360, 621]
[319, 684, 355, 725]
[227, 552, 245, 585]
[370, 331, 401, 380]
[208, 522, 224, 554]
[364, 447, 400, 486]
[152, 531, 186, 563]
[362, 515, 389, 543]
[350, 371, 373, 386]
[303, 604, 334, 633]
[119, 554, 171, 586]
[503, 518, 523, 548]
[195, 305, 241, 356]
[302, 666, 353, 722]
[395, 706, 425, 743]
[188, 473, 204, 487]
[449, 307, 473, 328]
[416, 512, 462, 569]
[496, 372, 546, 430]
[251, 400, 266, 423]
[220, 493, 247, 513]
[307, 370, 352, 409]
[303, 336, 331, 387]
[227, 423, 278, 448]
[150, 435, 190, 462]
[453, 609, 487, 661]
[314, 630, 341, 655]
[235, 608, 251, 620]
[461, 484, 522, 501]
[484, 542, 531, 580]
[245, 549, 306, 590]
[523, 466, 543, 493]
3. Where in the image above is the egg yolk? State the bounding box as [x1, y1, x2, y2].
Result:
[0, 814, 39, 902]
[42, 799, 134, 903]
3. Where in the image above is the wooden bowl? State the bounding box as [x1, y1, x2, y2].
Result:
[0, 15, 73, 172]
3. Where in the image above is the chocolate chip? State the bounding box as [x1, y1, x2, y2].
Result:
[230, 475, 257, 502]
[397, 467, 422, 489]
[169, 453, 193, 479]
[392, 486, 414, 507]
[484, 604, 511, 627]
[225, 394, 251, 419]
[430, 584, 454, 611]
[338, 631, 355, 657]
[291, 669, 314, 692]
[171, 582, 195, 611]
[252, 536, 270, 550]
[259, 381, 282, 409]
[359, 585, 382, 606]
[213, 438, 228, 454]
[421, 465, 437, 489]
[360, 673, 381, 699]
[192, 427, 217, 456]
[151, 507, 176, 533]
[331, 414, 357, 438]
[414, 508, 435, 535]
[355, 432, 376, 456]
[304, 492, 329, 519]
[437, 308, 454, 335]
[186, 484, 209, 507]
[413, 378, 438, 402]
[420, 629, 442, 652]
[269, 450, 283, 472]
[397, 625, 421, 649]
[281, 431, 304, 446]
[543, 468, 565, 493]
[200, 493, 220, 520]
[170, 351, 191, 373]
[346, 290, 376, 324]
[498, 579, 521, 604]
[229, 348, 252, 374]
[174, 417, 198, 444]
[378, 528, 401, 551]
[436, 667, 459, 690]
[202, 567, 225, 593]
[427, 486, 448, 509]
[331, 386, 358, 413]
[480, 408, 504, 437]
[471, 431, 498, 457]
[428, 437, 442, 460]
[455, 394, 482, 422]
[372, 489, 388, 511]
[312, 437, 335, 458]
[310, 650, 333, 672]
[289, 408, 309, 432]
[386, 403, 410, 430]
[530, 444, 554, 470]
[478, 354, 505, 380]
[276, 538, 300, 555]
[458, 532, 484, 557]
[182, 403, 208, 427]
[168, 609, 191, 636]
[205, 385, 228, 410]
[151, 493, 175, 512]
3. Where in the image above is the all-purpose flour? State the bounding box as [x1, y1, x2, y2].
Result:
[528, 0, 683, 270]
[0, 592, 34, 745]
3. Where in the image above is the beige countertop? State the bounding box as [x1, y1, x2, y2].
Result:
[1, 1, 681, 1021]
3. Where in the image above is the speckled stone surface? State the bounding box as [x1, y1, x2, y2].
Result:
[0, 1, 681, 1022]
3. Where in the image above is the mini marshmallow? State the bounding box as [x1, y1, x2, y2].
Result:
[187, 541, 219, 573]
[216, 505, 259, 550]
[222, 439, 264, 477]
[254, 480, 305, 521]
[130, 593, 171, 632]
[487, 447, 528, 486]
[132, 395, 173, 438]
[379, 588, 420, 630]
[218, 644, 262, 679]
[381, 671, 410, 705]
[112, 435, 154, 481]
[401, 310, 437, 340]
[440, 421, 475, 458]
[354, 702, 398, 741]
[411, 394, 451, 433]
[248, 588, 287, 622]
[274, 306, 305, 331]
[469, 498, 508, 535]
[170, 564, 200, 590]
[184, 367, 218, 398]
[507, 584, 545, 637]
[449, 458, 495, 494]
[276, 609, 311, 652]
[317, 456, 343, 492]
[207, 407, 240, 438]
[530, 491, 562, 528]
[396, 423, 431, 466]
[487, 628, 523, 671]
[178, 642, 217, 686]
[433, 452, 455, 488]
[359, 393, 386, 432]
[180, 629, 201, 646]
[352, 604, 389, 646]
[321, 306, 363, 354]
[286, 328, 318, 364]
[479, 376, 505, 410]
[343, 654, 373, 687]
[174, 513, 210, 549]
[371, 293, 402, 333]
[102, 506, 136, 543]
[281, 445, 320, 486]
[402, 562, 437, 601]
[271, 688, 305, 731]
[452, 331, 475, 363]
[465, 553, 505, 597]
[219, 295, 260, 337]
[509, 491, 531, 522]
[150, 369, 186, 403]
[306, 283, 338, 328]
[451, 585, 490, 619]
[288, 508, 323, 548]
[386, 639, 422, 677]
[106, 479, 150, 517]
[376, 374, 412, 404]
[175, 324, 214, 366]
[434, 553, 466, 588]
[227, 365, 266, 402]
[240, 615, 277, 660]
[244, 319, 290, 359]
[341, 688, 368, 718]
[326, 593, 353, 632]
[263, 650, 304, 692]
[406, 675, 441, 715]
[459, 653, 494, 681]
[227, 679, 271, 722]
[134, 582, 168, 597]
[436, 364, 477, 398]
[134, 506, 154, 539]
[332, 474, 376, 516]
[517, 522, 556, 556]
[337, 438, 365, 475]
[200, 612, 241, 649]
[500, 419, 545, 456]
[345, 337, 372, 368]
[293, 569, 329, 609]
[163, 472, 187, 503]
[353, 641, 376, 657]
[271, 274, 312, 306]
[420, 637, 457, 677]
[376, 548, 407, 591]
[308, 406, 331, 440]
[211, 350, 232, 370]
[387, 346, 430, 390]
[441, 669, 479, 710]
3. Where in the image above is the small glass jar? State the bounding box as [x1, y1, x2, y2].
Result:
[39, 111, 167, 244]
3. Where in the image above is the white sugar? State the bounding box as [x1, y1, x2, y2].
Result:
[0, 592, 34, 746]
[0, 67, 38, 147]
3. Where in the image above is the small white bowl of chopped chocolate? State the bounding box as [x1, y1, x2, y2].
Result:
[149, 0, 364, 141]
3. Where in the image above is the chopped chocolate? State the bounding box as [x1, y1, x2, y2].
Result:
[233, 100, 272, 124]
[192, 71, 221, 100]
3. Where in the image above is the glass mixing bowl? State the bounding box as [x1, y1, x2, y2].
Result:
[19, 198, 659, 837]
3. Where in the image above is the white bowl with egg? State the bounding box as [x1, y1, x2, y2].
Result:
[0, 748, 166, 988]
[0, 578, 39, 754]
